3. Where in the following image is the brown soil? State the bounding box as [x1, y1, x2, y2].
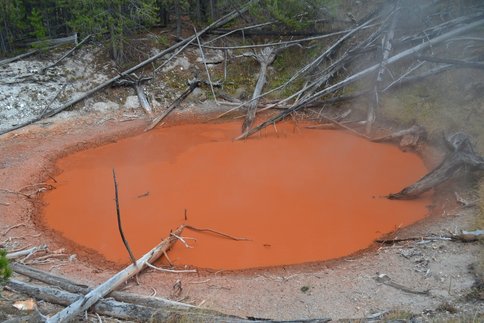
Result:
[1, 108, 482, 321]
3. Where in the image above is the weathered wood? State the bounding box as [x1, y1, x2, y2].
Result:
[113, 73, 153, 115]
[371, 125, 426, 149]
[0, 0, 258, 137]
[27, 34, 77, 48]
[6, 245, 48, 260]
[9, 274, 329, 322]
[366, 5, 398, 134]
[42, 34, 91, 72]
[134, 82, 153, 115]
[242, 47, 277, 133]
[417, 55, 484, 69]
[388, 133, 484, 199]
[7, 279, 157, 321]
[145, 79, 200, 131]
[10, 263, 194, 311]
[8, 279, 248, 322]
[46, 225, 184, 322]
[236, 19, 484, 140]
[0, 50, 39, 66]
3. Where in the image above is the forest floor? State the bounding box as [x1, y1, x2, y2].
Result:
[0, 34, 483, 321]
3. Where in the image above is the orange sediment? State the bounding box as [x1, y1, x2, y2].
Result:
[41, 122, 430, 270]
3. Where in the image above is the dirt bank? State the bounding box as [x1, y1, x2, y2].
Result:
[1, 107, 482, 321]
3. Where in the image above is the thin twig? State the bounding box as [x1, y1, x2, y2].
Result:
[185, 225, 250, 241]
[146, 262, 197, 273]
[112, 169, 137, 266]
[170, 233, 195, 249]
[0, 188, 31, 198]
[2, 222, 27, 235]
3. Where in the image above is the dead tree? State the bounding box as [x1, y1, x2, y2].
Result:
[388, 133, 484, 199]
[113, 73, 153, 115]
[366, 5, 398, 134]
[241, 46, 278, 133]
[236, 18, 484, 140]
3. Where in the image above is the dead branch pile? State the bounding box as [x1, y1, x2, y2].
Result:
[232, 4, 484, 139]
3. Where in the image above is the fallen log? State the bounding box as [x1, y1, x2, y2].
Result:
[0, 50, 39, 66]
[10, 263, 195, 311]
[6, 245, 48, 261]
[113, 73, 153, 115]
[8, 264, 330, 323]
[145, 79, 200, 131]
[371, 125, 426, 150]
[46, 225, 185, 322]
[7, 279, 160, 321]
[41, 34, 92, 72]
[417, 55, 484, 69]
[27, 34, 77, 48]
[388, 132, 484, 199]
[236, 18, 484, 140]
[8, 279, 249, 322]
[0, 0, 258, 137]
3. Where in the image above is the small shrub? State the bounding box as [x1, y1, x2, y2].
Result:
[0, 249, 12, 291]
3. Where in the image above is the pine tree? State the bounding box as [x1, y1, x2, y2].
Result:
[66, 0, 159, 64]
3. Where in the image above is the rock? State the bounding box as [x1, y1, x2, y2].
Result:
[162, 56, 191, 72]
[187, 87, 207, 102]
[196, 49, 224, 64]
[124, 96, 140, 109]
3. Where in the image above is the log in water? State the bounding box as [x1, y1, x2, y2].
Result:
[41, 122, 430, 270]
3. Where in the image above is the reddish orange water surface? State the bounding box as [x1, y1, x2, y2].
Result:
[42, 122, 430, 270]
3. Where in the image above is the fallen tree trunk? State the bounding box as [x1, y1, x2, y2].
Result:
[42, 34, 91, 72]
[10, 262, 195, 311]
[371, 125, 426, 149]
[236, 18, 484, 140]
[114, 74, 153, 115]
[8, 279, 249, 322]
[388, 132, 484, 199]
[9, 263, 330, 322]
[0, 0, 257, 137]
[46, 225, 185, 322]
[417, 55, 484, 69]
[7, 279, 161, 321]
[0, 50, 38, 66]
[145, 79, 200, 131]
[27, 34, 77, 48]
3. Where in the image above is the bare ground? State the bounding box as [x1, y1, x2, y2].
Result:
[0, 107, 482, 322]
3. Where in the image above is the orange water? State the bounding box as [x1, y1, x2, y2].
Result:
[42, 122, 430, 270]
